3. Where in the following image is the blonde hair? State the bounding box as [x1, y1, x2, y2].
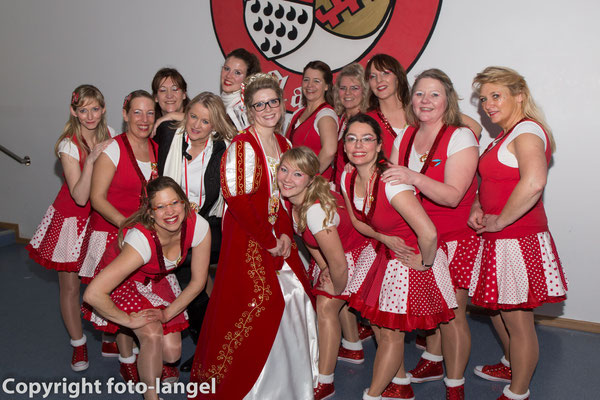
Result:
[473, 66, 555, 152]
[243, 73, 285, 132]
[177, 92, 236, 141]
[407, 68, 463, 127]
[333, 63, 369, 115]
[279, 147, 338, 233]
[54, 84, 110, 157]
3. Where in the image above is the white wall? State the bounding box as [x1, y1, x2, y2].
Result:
[1, 0, 598, 322]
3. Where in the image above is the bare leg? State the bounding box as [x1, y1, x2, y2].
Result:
[316, 296, 346, 376]
[58, 271, 83, 340]
[134, 321, 164, 400]
[439, 289, 471, 379]
[367, 327, 405, 397]
[501, 310, 538, 395]
[339, 305, 359, 343]
[424, 328, 442, 356]
[162, 332, 182, 363]
[117, 330, 135, 358]
[490, 311, 511, 361]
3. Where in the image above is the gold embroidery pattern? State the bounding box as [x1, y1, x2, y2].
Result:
[197, 239, 272, 383]
[236, 141, 245, 196]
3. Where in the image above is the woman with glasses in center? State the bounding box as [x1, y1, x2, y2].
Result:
[189, 74, 318, 400]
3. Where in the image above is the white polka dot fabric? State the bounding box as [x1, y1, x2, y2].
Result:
[470, 231, 567, 307]
[28, 205, 89, 266]
[78, 231, 117, 279]
[346, 243, 377, 294]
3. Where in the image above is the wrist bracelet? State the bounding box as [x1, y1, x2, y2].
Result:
[422, 261, 433, 269]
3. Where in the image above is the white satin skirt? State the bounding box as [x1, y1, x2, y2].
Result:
[243, 262, 319, 400]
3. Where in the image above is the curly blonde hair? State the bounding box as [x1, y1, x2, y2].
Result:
[279, 147, 338, 233]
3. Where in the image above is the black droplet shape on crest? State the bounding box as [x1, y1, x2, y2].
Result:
[265, 20, 274, 34]
[272, 41, 282, 55]
[261, 37, 271, 51]
[298, 9, 308, 24]
[250, 0, 260, 13]
[264, 2, 273, 16]
[286, 8, 296, 21]
[276, 23, 286, 37]
[288, 26, 298, 40]
[275, 4, 284, 19]
[253, 17, 263, 31]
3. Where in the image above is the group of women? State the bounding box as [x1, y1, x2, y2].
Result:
[26, 47, 567, 400]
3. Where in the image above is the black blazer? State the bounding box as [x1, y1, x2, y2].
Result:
[154, 121, 226, 219]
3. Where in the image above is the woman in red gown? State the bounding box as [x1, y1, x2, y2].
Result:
[190, 74, 317, 400]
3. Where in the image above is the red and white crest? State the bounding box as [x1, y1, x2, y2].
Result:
[213, 0, 442, 110]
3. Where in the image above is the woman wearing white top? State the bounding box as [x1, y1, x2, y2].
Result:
[220, 48, 261, 132]
[155, 92, 236, 372]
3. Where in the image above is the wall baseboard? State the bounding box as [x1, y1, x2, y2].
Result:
[0, 222, 29, 244]
[467, 305, 600, 334]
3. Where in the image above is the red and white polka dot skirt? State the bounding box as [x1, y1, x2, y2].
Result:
[26, 205, 89, 272]
[310, 240, 374, 300]
[77, 229, 118, 284]
[82, 272, 189, 335]
[349, 246, 456, 331]
[443, 234, 483, 291]
[469, 231, 567, 310]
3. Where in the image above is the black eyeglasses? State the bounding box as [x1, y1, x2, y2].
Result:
[251, 98, 281, 112]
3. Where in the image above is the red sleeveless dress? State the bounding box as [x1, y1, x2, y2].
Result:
[287, 102, 337, 180]
[469, 120, 567, 309]
[343, 170, 456, 331]
[396, 125, 482, 291]
[78, 133, 157, 283]
[27, 136, 89, 271]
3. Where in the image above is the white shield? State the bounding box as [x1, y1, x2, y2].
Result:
[244, 0, 314, 60]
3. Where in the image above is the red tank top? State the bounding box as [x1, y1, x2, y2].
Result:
[344, 170, 419, 251]
[89, 133, 158, 232]
[297, 191, 366, 251]
[478, 119, 551, 239]
[286, 102, 335, 179]
[396, 125, 478, 242]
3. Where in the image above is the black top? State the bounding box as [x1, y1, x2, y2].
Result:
[153, 121, 226, 219]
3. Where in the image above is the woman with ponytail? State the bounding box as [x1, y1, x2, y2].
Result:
[26, 84, 111, 372]
[84, 176, 210, 400]
[340, 113, 456, 400]
[277, 146, 376, 400]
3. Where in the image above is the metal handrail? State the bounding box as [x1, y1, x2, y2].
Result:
[0, 145, 30, 165]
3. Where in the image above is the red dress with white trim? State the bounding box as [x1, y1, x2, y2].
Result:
[469, 119, 567, 309]
[26, 137, 89, 272]
[286, 103, 338, 180]
[343, 170, 456, 331]
[190, 130, 317, 400]
[292, 192, 375, 300]
[78, 133, 157, 283]
[83, 212, 206, 334]
[395, 125, 482, 291]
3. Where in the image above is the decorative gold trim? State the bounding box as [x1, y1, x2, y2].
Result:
[199, 240, 272, 383]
